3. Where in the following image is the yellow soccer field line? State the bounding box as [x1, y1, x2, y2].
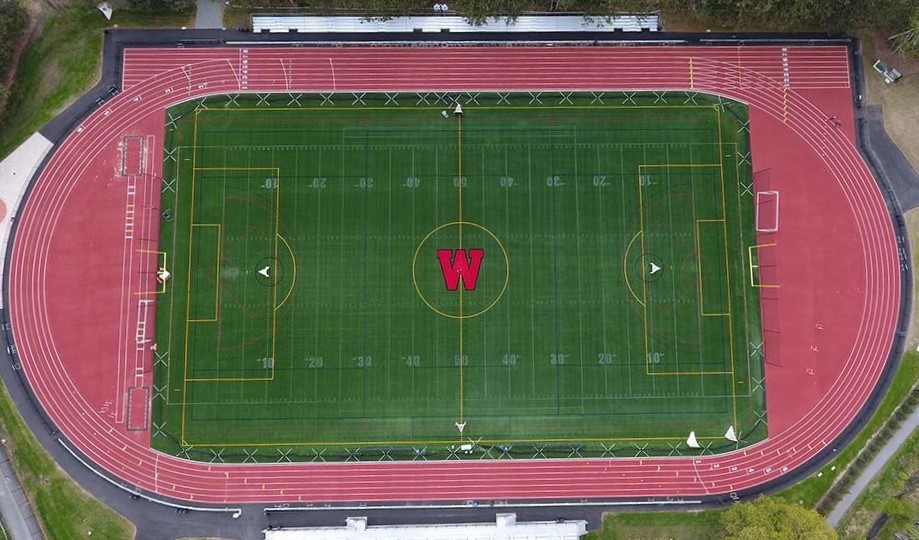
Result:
[180, 434, 727, 448]
[271, 169, 281, 382]
[639, 163, 731, 376]
[274, 234, 298, 311]
[205, 104, 717, 113]
[639, 163, 722, 168]
[181, 108, 202, 444]
[134, 250, 168, 295]
[192, 167, 279, 172]
[186, 223, 221, 323]
[647, 370, 734, 376]
[637, 166, 651, 376]
[695, 219, 730, 318]
[457, 110, 465, 429]
[748, 243, 780, 289]
[622, 230, 645, 307]
[174, 97, 751, 449]
[185, 376, 274, 382]
[181, 165, 282, 432]
[717, 107, 739, 432]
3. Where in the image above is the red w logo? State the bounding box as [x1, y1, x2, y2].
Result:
[437, 249, 484, 291]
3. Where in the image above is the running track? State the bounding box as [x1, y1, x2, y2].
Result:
[7, 45, 900, 504]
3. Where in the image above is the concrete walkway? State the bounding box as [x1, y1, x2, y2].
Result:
[0, 444, 43, 539]
[827, 406, 919, 526]
[0, 134, 52, 539]
[195, 0, 224, 29]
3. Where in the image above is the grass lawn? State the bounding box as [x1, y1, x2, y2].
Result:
[0, 4, 193, 160]
[836, 423, 919, 539]
[774, 352, 919, 508]
[585, 509, 724, 540]
[0, 380, 134, 539]
[152, 91, 765, 461]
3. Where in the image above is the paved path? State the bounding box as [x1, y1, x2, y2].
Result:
[827, 406, 919, 526]
[0, 134, 56, 540]
[195, 0, 224, 29]
[0, 444, 42, 540]
[862, 105, 919, 211]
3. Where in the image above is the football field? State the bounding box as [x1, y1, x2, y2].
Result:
[152, 91, 766, 461]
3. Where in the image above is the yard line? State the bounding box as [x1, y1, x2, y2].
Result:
[434, 146, 440, 403]
[597, 145, 609, 396]
[620, 146, 633, 397]
[216, 149, 227, 395]
[689, 143, 705, 399]
[337, 136, 345, 420]
[313, 147, 323, 400]
[549, 131, 561, 415]
[527, 145, 536, 398]
[573, 132, 585, 413]
[289, 147, 297, 402]
[641, 143, 655, 396]
[665, 145, 681, 395]
[505, 146, 512, 399]
[410, 147, 416, 398]
[481, 146, 488, 399]
[362, 132, 370, 414]
[387, 146, 393, 401]
[733, 141, 755, 391]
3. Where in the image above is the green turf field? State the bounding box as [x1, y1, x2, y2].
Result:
[152, 91, 766, 462]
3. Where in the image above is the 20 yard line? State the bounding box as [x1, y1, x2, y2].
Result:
[597, 145, 609, 397]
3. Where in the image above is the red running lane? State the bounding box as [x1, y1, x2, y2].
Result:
[9, 46, 899, 503]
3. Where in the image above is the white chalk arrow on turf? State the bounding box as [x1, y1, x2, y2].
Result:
[258, 266, 271, 278]
[455, 422, 466, 433]
[650, 262, 661, 275]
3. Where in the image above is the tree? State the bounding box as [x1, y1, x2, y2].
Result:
[0, 0, 27, 81]
[127, 0, 194, 13]
[891, 8, 919, 56]
[720, 497, 838, 540]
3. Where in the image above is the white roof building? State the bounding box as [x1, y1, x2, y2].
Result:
[263, 513, 589, 540]
[251, 14, 660, 34]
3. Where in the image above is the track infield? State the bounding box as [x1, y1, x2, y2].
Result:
[153, 92, 766, 460]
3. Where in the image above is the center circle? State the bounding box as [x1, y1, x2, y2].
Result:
[412, 221, 509, 319]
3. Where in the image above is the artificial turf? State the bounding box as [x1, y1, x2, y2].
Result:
[152, 91, 765, 461]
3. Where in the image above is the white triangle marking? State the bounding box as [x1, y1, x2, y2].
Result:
[455, 422, 466, 433]
[257, 266, 270, 278]
[725, 425, 738, 442]
[650, 262, 661, 275]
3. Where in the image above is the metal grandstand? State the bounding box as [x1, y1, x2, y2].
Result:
[251, 13, 660, 34]
[263, 514, 588, 539]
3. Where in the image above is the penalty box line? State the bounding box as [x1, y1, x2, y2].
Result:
[179, 139, 283, 443]
[637, 163, 734, 378]
[183, 166, 281, 381]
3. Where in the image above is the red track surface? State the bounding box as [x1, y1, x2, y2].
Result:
[8, 45, 899, 503]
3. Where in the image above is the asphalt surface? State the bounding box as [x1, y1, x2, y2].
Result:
[195, 0, 224, 29]
[0, 442, 41, 540]
[827, 407, 919, 526]
[4, 29, 912, 540]
[862, 105, 919, 211]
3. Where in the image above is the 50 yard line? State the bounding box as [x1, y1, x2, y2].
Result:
[457, 111, 465, 431]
